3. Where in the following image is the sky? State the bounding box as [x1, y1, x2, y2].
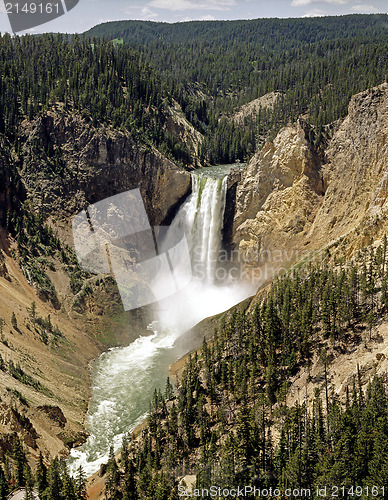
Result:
[0, 0, 387, 35]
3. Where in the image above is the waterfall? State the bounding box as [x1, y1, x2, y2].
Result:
[189, 174, 227, 282]
[165, 172, 228, 285]
[69, 166, 254, 477]
[154, 168, 252, 334]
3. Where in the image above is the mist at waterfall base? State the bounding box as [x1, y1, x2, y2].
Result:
[68, 165, 256, 477]
[154, 170, 254, 334]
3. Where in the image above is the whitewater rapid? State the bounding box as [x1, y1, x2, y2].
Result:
[68, 164, 254, 476]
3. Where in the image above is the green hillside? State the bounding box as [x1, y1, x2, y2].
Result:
[83, 16, 388, 164]
[84, 15, 388, 48]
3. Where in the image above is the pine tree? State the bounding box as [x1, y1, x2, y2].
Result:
[43, 458, 61, 500]
[36, 452, 48, 495]
[75, 466, 87, 500]
[11, 312, 17, 330]
[0, 317, 5, 341]
[165, 377, 174, 400]
[105, 446, 121, 500]
[122, 459, 137, 500]
[27, 302, 37, 323]
[24, 466, 35, 500]
[13, 437, 26, 488]
[0, 465, 9, 500]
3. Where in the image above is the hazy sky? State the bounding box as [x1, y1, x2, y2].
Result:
[0, 0, 387, 34]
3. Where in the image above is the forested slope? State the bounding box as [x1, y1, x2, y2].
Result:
[85, 16, 388, 51]
[102, 241, 388, 500]
[0, 34, 193, 166]
[85, 15, 388, 164]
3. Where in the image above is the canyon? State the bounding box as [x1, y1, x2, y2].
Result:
[0, 82, 387, 479]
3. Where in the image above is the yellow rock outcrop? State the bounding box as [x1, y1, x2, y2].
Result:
[233, 83, 388, 267]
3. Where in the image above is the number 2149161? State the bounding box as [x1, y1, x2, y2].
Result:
[329, 486, 385, 497]
[5, 3, 61, 14]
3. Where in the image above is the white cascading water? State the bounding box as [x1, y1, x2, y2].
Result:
[68, 166, 254, 476]
[188, 174, 228, 283]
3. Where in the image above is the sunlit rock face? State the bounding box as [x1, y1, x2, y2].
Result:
[233, 83, 388, 266]
[233, 119, 324, 263]
[308, 83, 388, 247]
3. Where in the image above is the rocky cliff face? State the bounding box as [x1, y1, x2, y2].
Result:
[223, 167, 243, 250]
[232, 91, 281, 123]
[165, 101, 204, 162]
[233, 119, 324, 263]
[307, 83, 388, 250]
[233, 83, 388, 266]
[18, 110, 191, 227]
